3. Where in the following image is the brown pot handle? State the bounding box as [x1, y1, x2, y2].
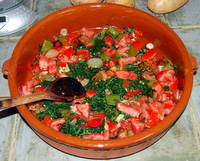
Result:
[189, 55, 198, 74]
[2, 58, 10, 77]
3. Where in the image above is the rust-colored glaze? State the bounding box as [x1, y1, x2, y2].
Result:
[5, 3, 194, 159]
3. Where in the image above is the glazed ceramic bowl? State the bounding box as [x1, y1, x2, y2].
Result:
[4, 3, 196, 159]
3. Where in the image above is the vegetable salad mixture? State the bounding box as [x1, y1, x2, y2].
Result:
[21, 26, 182, 140]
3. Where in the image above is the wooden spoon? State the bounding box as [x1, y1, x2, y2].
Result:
[0, 77, 86, 111]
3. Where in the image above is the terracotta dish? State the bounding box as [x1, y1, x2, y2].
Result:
[3, 3, 197, 159]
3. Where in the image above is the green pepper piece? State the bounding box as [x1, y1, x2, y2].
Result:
[128, 46, 137, 56]
[57, 35, 65, 43]
[147, 80, 157, 87]
[107, 27, 120, 38]
[41, 40, 53, 53]
[106, 94, 121, 105]
[100, 53, 110, 61]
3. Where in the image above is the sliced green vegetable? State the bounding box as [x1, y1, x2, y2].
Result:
[128, 46, 137, 56]
[107, 27, 120, 38]
[41, 40, 53, 53]
[106, 94, 121, 105]
[99, 53, 110, 61]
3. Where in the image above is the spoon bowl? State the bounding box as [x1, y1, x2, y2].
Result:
[0, 77, 85, 111]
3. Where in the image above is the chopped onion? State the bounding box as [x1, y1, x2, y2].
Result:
[87, 58, 103, 68]
[60, 28, 68, 36]
[45, 49, 59, 58]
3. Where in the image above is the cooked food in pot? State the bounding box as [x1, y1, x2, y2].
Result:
[21, 26, 182, 140]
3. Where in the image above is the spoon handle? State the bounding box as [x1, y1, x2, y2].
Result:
[0, 92, 49, 111]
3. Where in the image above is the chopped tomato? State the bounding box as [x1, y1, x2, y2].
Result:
[50, 117, 66, 131]
[156, 69, 175, 83]
[48, 59, 57, 74]
[63, 47, 75, 58]
[163, 100, 175, 109]
[39, 55, 49, 71]
[142, 49, 158, 61]
[76, 49, 90, 60]
[75, 103, 90, 119]
[127, 89, 141, 95]
[122, 80, 132, 88]
[144, 111, 159, 128]
[66, 32, 79, 45]
[85, 118, 102, 127]
[108, 122, 118, 133]
[131, 40, 143, 51]
[104, 36, 114, 47]
[104, 48, 117, 58]
[43, 115, 52, 127]
[129, 118, 145, 134]
[118, 56, 136, 67]
[80, 27, 95, 38]
[86, 89, 96, 98]
[34, 86, 46, 92]
[116, 102, 140, 118]
[115, 70, 138, 80]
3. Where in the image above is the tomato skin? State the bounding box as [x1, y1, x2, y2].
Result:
[142, 49, 158, 61]
[156, 69, 175, 82]
[86, 89, 96, 98]
[43, 115, 52, 127]
[131, 40, 143, 51]
[85, 118, 102, 127]
[76, 49, 90, 60]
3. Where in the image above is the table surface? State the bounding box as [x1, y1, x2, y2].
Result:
[0, 0, 200, 161]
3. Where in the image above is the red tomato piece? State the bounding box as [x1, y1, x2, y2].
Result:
[34, 86, 46, 92]
[118, 56, 136, 67]
[39, 55, 49, 71]
[129, 118, 145, 134]
[66, 32, 79, 45]
[108, 122, 118, 133]
[163, 100, 175, 109]
[104, 48, 117, 58]
[156, 69, 175, 83]
[115, 70, 138, 80]
[83, 131, 109, 140]
[63, 47, 75, 58]
[122, 80, 132, 88]
[90, 112, 106, 118]
[80, 27, 95, 38]
[43, 115, 52, 127]
[48, 59, 57, 74]
[144, 111, 159, 128]
[142, 49, 158, 61]
[75, 103, 90, 119]
[50, 117, 66, 131]
[76, 49, 90, 60]
[86, 89, 96, 98]
[127, 89, 141, 95]
[116, 102, 140, 118]
[104, 36, 114, 47]
[131, 40, 143, 51]
[85, 118, 102, 127]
